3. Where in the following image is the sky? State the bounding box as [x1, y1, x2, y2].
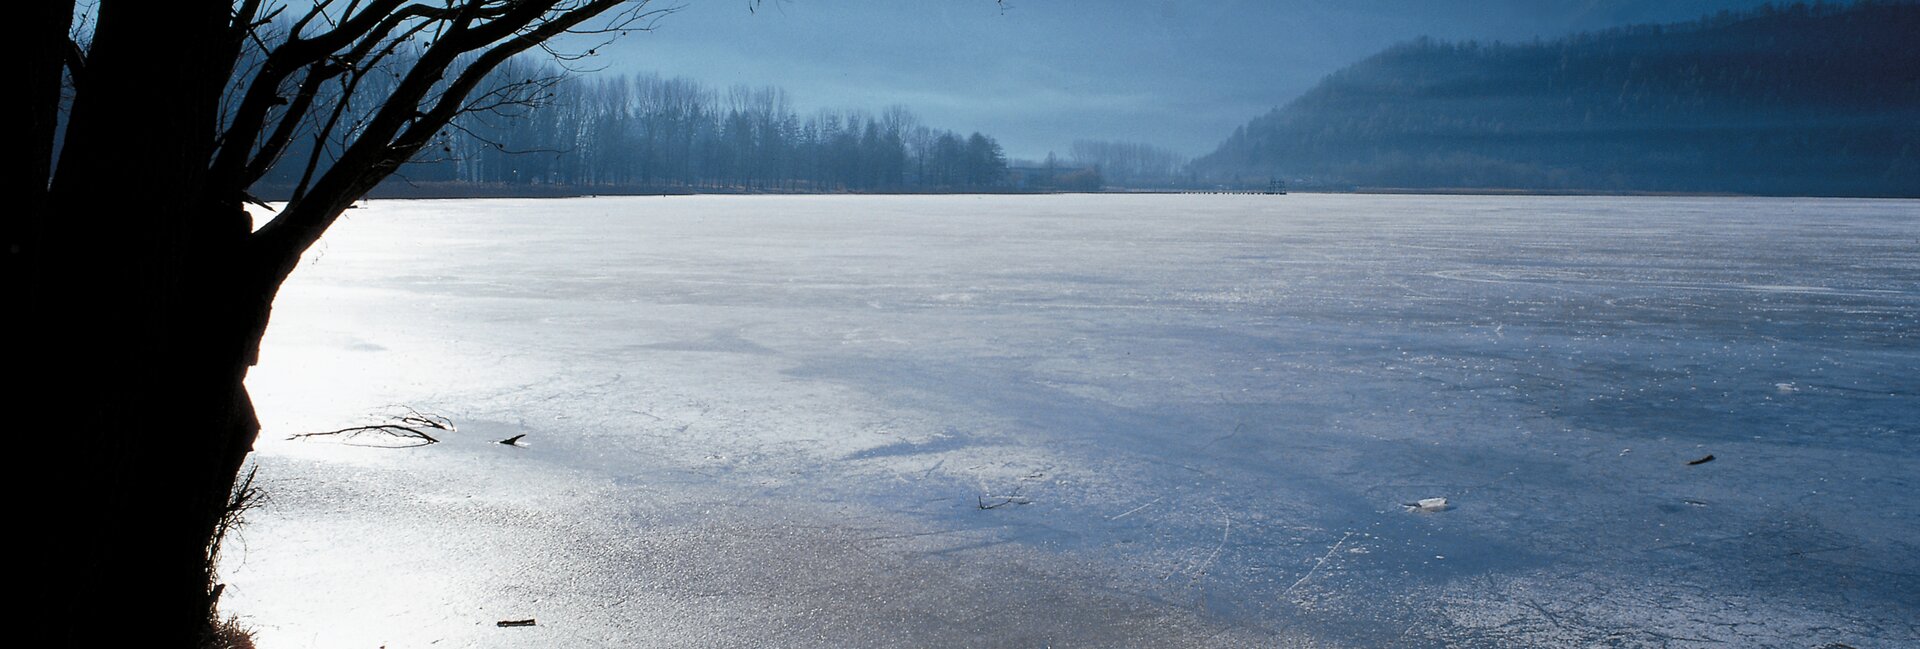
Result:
[590, 0, 1783, 160]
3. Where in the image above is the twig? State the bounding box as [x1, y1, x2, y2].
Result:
[1203, 422, 1245, 449]
[976, 493, 1031, 509]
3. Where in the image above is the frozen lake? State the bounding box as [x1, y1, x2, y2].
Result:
[231, 194, 1918, 647]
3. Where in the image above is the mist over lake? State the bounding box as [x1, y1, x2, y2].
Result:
[232, 194, 1919, 648]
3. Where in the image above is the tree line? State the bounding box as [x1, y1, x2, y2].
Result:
[256, 64, 1016, 195]
[1065, 140, 1189, 187]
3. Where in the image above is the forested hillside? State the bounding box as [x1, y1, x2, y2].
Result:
[1193, 1, 1920, 196]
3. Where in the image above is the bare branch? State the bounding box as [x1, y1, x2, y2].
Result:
[249, 0, 646, 282]
[210, 0, 414, 189]
[287, 408, 455, 447]
[240, 12, 446, 188]
[62, 37, 87, 88]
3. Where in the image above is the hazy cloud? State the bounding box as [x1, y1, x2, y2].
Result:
[593, 0, 1780, 158]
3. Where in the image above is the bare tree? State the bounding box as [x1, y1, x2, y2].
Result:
[11, 2, 659, 646]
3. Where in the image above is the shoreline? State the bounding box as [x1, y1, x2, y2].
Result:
[316, 182, 1913, 201]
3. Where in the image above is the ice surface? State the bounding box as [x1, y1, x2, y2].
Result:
[230, 194, 1919, 647]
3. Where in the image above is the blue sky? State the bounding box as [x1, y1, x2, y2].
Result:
[591, 0, 1781, 159]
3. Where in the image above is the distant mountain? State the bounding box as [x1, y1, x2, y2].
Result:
[1193, 1, 1920, 197]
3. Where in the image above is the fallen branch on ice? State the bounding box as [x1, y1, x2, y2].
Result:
[976, 493, 1032, 510]
[289, 407, 454, 447]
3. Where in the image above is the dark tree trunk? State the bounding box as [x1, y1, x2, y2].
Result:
[11, 2, 639, 646]
[16, 1, 69, 205]
[22, 2, 263, 647]
[7, 0, 72, 280]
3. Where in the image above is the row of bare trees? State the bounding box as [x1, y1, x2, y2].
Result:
[250, 65, 1014, 193]
[1065, 139, 1190, 187]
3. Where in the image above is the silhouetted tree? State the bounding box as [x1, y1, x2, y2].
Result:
[10, 2, 659, 647]
[964, 132, 1008, 188]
